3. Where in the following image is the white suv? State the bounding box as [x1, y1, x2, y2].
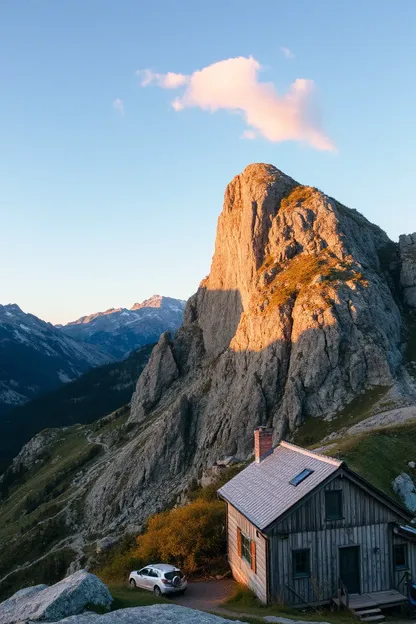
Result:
[129, 563, 187, 596]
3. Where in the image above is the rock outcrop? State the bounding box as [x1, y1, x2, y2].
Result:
[48, 606, 247, 624]
[0, 571, 112, 624]
[393, 473, 416, 512]
[399, 233, 416, 308]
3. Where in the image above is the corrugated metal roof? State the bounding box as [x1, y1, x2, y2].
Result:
[218, 441, 342, 531]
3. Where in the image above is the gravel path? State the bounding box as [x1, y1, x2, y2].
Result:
[173, 580, 237, 612]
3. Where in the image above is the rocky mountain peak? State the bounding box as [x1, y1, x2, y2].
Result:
[80, 162, 414, 534]
[58, 296, 186, 360]
[131, 294, 164, 310]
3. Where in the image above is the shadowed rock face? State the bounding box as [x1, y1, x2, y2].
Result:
[83, 164, 408, 531]
[400, 233, 416, 308]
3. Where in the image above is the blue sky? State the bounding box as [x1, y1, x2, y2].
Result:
[1, 1, 415, 324]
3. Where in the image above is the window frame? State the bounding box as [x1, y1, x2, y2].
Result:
[290, 468, 314, 487]
[292, 548, 311, 579]
[394, 544, 408, 570]
[241, 532, 252, 566]
[325, 489, 343, 521]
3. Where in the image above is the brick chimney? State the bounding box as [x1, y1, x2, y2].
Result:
[254, 427, 273, 463]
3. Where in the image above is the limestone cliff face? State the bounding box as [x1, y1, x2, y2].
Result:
[77, 165, 411, 531]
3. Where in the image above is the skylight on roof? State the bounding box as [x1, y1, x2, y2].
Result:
[290, 468, 314, 486]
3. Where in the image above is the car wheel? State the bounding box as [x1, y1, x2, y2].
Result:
[129, 579, 136, 588]
[153, 585, 162, 597]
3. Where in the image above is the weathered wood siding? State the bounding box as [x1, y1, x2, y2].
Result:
[276, 476, 404, 534]
[227, 503, 268, 603]
[268, 474, 411, 605]
[392, 533, 416, 594]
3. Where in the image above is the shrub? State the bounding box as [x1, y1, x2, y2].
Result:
[97, 549, 142, 584]
[96, 498, 227, 583]
[135, 498, 226, 574]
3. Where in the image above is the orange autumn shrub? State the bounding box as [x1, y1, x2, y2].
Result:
[135, 498, 226, 574]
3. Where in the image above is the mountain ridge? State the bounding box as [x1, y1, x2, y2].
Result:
[58, 295, 186, 359]
[0, 303, 111, 417]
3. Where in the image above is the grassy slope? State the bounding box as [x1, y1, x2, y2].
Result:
[293, 386, 390, 447]
[322, 421, 416, 500]
[0, 344, 153, 473]
[0, 408, 130, 600]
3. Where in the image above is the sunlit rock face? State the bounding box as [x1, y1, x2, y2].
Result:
[83, 163, 409, 532]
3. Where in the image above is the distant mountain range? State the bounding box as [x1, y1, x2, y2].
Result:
[58, 295, 186, 359]
[0, 304, 111, 417]
[0, 295, 186, 418]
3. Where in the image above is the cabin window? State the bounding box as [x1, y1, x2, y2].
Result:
[325, 490, 343, 520]
[293, 548, 310, 578]
[394, 544, 407, 570]
[241, 533, 252, 566]
[290, 468, 314, 486]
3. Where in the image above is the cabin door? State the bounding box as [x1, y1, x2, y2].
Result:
[339, 546, 360, 594]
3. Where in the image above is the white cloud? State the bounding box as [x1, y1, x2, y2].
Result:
[281, 46, 295, 60]
[241, 129, 256, 140]
[113, 98, 124, 115]
[137, 56, 335, 152]
[137, 69, 188, 89]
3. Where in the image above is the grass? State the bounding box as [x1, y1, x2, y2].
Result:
[108, 583, 168, 609]
[0, 424, 110, 593]
[0, 429, 91, 536]
[322, 421, 416, 500]
[280, 185, 320, 211]
[256, 249, 367, 314]
[293, 386, 390, 447]
[223, 585, 357, 624]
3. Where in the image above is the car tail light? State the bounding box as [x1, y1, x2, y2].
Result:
[161, 579, 172, 585]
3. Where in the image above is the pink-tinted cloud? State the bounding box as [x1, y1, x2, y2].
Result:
[137, 56, 335, 151]
[113, 98, 124, 115]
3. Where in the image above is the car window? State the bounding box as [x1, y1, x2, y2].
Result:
[148, 569, 159, 578]
[140, 568, 150, 576]
[164, 570, 184, 580]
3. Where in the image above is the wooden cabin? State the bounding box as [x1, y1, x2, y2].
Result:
[218, 428, 416, 614]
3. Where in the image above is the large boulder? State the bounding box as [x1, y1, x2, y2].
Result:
[0, 571, 112, 624]
[44, 604, 246, 624]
